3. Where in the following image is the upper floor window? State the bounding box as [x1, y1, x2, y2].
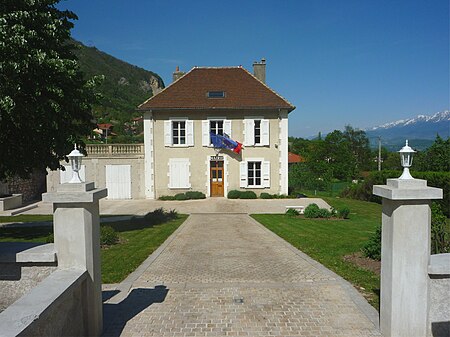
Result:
[164, 118, 194, 147]
[202, 118, 231, 146]
[243, 118, 269, 146]
[172, 120, 186, 145]
[210, 120, 224, 136]
[207, 91, 225, 98]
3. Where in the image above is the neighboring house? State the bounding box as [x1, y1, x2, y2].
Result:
[47, 59, 295, 199]
[138, 59, 295, 198]
[288, 152, 305, 167]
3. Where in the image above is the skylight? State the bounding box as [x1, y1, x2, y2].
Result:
[207, 91, 225, 98]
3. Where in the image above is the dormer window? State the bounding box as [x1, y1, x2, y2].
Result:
[207, 91, 225, 98]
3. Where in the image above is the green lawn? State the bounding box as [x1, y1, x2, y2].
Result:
[252, 196, 381, 309]
[0, 215, 187, 283]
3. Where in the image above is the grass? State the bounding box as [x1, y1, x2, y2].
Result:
[0, 214, 53, 223]
[252, 196, 382, 309]
[0, 214, 187, 283]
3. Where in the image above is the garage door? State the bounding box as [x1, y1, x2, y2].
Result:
[105, 165, 131, 199]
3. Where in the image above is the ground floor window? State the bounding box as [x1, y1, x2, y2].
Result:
[240, 159, 270, 188]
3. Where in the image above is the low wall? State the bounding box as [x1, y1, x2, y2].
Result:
[428, 253, 450, 337]
[0, 194, 22, 211]
[0, 243, 57, 311]
[0, 269, 88, 337]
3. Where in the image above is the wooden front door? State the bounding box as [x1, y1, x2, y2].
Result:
[210, 160, 224, 197]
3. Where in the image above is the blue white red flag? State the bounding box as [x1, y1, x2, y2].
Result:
[210, 132, 242, 154]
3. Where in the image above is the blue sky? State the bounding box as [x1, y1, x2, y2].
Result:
[59, 0, 449, 138]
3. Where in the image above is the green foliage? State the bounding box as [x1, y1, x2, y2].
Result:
[0, 0, 101, 179]
[431, 203, 450, 254]
[240, 191, 257, 199]
[317, 208, 332, 219]
[260, 192, 272, 199]
[341, 170, 450, 216]
[158, 195, 176, 201]
[285, 208, 299, 216]
[362, 225, 382, 261]
[304, 203, 320, 218]
[159, 191, 206, 201]
[227, 190, 241, 199]
[100, 226, 119, 246]
[45, 233, 54, 243]
[415, 135, 450, 172]
[174, 193, 187, 201]
[185, 191, 206, 199]
[129, 208, 178, 228]
[338, 207, 351, 219]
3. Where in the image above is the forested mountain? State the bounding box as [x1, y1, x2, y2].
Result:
[73, 40, 165, 127]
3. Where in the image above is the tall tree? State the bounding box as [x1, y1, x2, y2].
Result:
[343, 125, 372, 171]
[0, 0, 99, 179]
[415, 135, 450, 172]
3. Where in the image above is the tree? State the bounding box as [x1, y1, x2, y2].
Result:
[343, 125, 372, 171]
[0, 0, 100, 180]
[414, 135, 450, 172]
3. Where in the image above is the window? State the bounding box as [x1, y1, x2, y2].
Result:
[243, 118, 269, 146]
[247, 161, 261, 186]
[168, 158, 190, 188]
[207, 91, 225, 98]
[202, 118, 231, 146]
[210, 120, 223, 136]
[172, 120, 186, 145]
[164, 119, 194, 147]
[240, 159, 270, 188]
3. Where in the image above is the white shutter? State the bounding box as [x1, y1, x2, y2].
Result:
[164, 120, 172, 146]
[262, 161, 270, 188]
[261, 119, 270, 146]
[168, 158, 190, 188]
[240, 161, 247, 188]
[60, 165, 86, 184]
[202, 120, 210, 146]
[243, 119, 254, 146]
[186, 120, 194, 146]
[223, 119, 232, 138]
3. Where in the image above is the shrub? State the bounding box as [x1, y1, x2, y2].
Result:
[338, 207, 351, 219]
[185, 191, 206, 200]
[100, 226, 119, 246]
[431, 202, 450, 254]
[240, 191, 257, 199]
[227, 190, 241, 199]
[304, 203, 320, 218]
[362, 225, 382, 260]
[285, 208, 299, 216]
[174, 193, 187, 201]
[45, 233, 54, 243]
[317, 208, 332, 219]
[260, 192, 273, 199]
[159, 195, 176, 201]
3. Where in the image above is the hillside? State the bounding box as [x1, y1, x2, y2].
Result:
[73, 40, 165, 125]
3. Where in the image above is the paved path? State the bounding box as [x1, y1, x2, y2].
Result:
[103, 214, 381, 337]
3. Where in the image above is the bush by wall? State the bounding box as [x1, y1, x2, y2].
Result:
[159, 191, 206, 201]
[240, 191, 257, 199]
[285, 208, 299, 216]
[227, 190, 241, 199]
[362, 225, 382, 260]
[100, 226, 119, 246]
[304, 203, 320, 218]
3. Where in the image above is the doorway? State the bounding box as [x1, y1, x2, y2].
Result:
[210, 160, 224, 197]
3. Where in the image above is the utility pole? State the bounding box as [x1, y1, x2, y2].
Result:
[378, 136, 382, 171]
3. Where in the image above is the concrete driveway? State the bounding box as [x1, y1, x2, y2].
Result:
[102, 213, 380, 337]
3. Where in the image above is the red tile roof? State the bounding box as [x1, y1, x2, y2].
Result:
[138, 67, 295, 112]
[288, 152, 305, 163]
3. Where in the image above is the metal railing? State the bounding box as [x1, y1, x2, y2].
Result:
[85, 144, 144, 157]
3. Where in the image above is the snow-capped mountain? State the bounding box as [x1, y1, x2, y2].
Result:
[366, 111, 449, 150]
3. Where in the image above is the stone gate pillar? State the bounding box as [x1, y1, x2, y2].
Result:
[43, 182, 107, 337]
[373, 178, 442, 337]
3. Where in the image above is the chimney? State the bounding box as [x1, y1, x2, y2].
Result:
[172, 66, 185, 82]
[253, 58, 266, 83]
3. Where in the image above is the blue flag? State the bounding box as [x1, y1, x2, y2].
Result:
[210, 132, 242, 154]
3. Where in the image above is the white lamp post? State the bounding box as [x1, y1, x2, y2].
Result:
[398, 140, 415, 180]
[67, 144, 84, 183]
